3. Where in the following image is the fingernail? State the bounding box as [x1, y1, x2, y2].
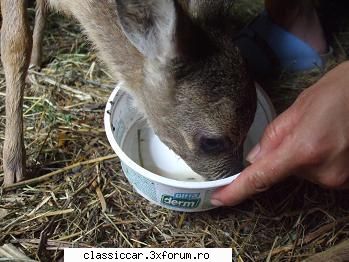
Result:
[211, 199, 224, 207]
[246, 143, 261, 163]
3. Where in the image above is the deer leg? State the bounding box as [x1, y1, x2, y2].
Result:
[30, 0, 48, 68]
[1, 0, 32, 185]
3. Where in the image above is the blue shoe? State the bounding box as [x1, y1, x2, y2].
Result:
[235, 11, 332, 78]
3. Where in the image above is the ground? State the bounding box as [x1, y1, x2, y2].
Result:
[1, 1, 349, 261]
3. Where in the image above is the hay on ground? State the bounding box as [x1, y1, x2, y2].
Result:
[1, 2, 349, 261]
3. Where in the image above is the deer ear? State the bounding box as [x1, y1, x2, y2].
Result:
[115, 0, 176, 59]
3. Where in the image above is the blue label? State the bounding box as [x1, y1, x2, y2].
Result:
[161, 193, 201, 209]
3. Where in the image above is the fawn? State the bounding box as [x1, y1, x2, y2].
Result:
[1, 0, 256, 185]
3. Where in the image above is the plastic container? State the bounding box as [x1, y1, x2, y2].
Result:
[104, 83, 275, 212]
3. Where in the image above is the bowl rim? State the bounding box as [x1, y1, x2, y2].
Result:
[104, 83, 274, 190]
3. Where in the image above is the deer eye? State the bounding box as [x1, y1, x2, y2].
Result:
[199, 136, 227, 154]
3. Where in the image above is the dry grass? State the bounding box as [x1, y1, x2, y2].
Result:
[1, 1, 349, 261]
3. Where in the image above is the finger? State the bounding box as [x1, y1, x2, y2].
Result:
[337, 183, 349, 190]
[305, 164, 349, 190]
[212, 140, 298, 206]
[247, 107, 299, 163]
[305, 175, 349, 190]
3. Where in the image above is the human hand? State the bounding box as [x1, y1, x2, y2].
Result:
[211, 61, 349, 207]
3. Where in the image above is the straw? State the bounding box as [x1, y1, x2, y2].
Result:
[1, 2, 349, 261]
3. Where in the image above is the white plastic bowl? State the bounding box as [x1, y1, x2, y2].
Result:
[104, 83, 275, 212]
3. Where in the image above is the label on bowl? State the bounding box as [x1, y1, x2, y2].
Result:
[161, 193, 201, 209]
[122, 162, 214, 212]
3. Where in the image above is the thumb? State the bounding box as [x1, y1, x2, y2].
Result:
[247, 106, 299, 163]
[211, 139, 297, 206]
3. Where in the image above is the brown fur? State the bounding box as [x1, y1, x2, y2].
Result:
[30, 0, 48, 67]
[1, 0, 32, 185]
